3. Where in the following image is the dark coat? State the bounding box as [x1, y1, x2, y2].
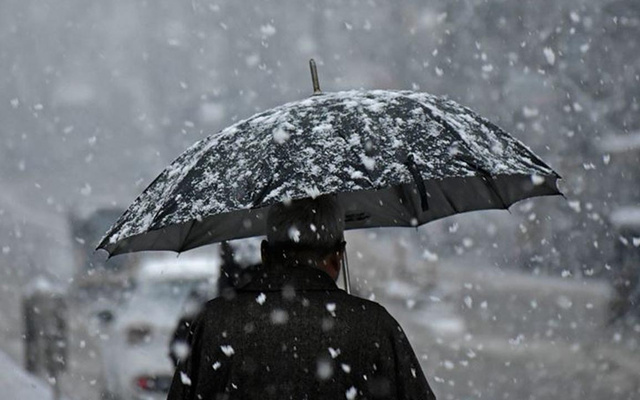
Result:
[169, 263, 261, 366]
[167, 264, 436, 400]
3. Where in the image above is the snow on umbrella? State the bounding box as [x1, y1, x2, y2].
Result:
[98, 61, 561, 261]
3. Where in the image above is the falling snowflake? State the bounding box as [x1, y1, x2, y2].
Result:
[80, 183, 92, 196]
[260, 24, 277, 37]
[567, 200, 581, 213]
[543, 47, 556, 65]
[288, 226, 301, 242]
[509, 334, 526, 346]
[345, 386, 357, 400]
[272, 127, 290, 144]
[522, 106, 539, 118]
[171, 341, 190, 360]
[220, 345, 235, 357]
[360, 154, 376, 171]
[180, 372, 192, 386]
[270, 309, 289, 325]
[256, 293, 266, 305]
[530, 174, 545, 185]
[328, 347, 341, 358]
[422, 249, 438, 262]
[556, 295, 573, 309]
[317, 359, 333, 380]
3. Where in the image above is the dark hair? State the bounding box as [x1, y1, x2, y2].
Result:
[265, 195, 345, 264]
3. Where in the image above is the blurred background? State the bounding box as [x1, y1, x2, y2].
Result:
[1, 0, 639, 399]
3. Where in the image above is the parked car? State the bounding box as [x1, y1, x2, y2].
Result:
[100, 255, 219, 400]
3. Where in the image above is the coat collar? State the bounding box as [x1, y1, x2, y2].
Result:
[238, 263, 340, 292]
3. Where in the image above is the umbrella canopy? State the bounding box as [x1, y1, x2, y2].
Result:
[99, 88, 561, 257]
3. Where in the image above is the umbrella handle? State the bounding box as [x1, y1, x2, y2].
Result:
[342, 249, 351, 294]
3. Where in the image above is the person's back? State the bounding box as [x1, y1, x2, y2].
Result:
[168, 263, 434, 399]
[168, 195, 436, 399]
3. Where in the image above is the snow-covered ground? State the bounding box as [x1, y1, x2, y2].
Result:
[0, 350, 56, 400]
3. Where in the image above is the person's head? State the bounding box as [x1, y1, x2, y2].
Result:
[261, 194, 345, 280]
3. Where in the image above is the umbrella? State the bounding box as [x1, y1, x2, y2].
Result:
[98, 60, 561, 291]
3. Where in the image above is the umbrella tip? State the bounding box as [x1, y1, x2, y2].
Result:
[309, 59, 322, 95]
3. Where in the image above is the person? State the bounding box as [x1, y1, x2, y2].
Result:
[167, 195, 436, 399]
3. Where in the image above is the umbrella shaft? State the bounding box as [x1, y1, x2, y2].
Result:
[342, 250, 351, 294]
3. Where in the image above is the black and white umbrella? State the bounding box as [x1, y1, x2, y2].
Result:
[98, 61, 561, 290]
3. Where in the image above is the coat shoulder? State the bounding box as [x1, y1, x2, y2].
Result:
[195, 295, 238, 323]
[342, 292, 386, 310]
[335, 292, 393, 321]
[344, 295, 403, 332]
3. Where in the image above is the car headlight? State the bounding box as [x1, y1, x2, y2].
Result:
[126, 325, 152, 345]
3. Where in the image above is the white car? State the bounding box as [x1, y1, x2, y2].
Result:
[100, 255, 219, 400]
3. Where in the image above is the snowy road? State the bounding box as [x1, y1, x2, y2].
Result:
[0, 350, 58, 400]
[375, 263, 640, 400]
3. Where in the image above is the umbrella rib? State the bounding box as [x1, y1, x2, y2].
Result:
[251, 177, 274, 209]
[417, 101, 468, 145]
[481, 175, 510, 210]
[176, 219, 197, 253]
[480, 117, 556, 175]
[434, 180, 460, 214]
[404, 154, 429, 212]
[334, 111, 377, 187]
[458, 156, 510, 210]
[417, 99, 534, 210]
